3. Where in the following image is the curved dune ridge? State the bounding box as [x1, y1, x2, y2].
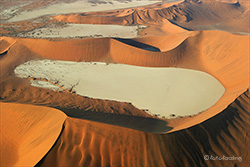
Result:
[0, 0, 249, 166]
[0, 102, 66, 167]
[36, 89, 250, 167]
[53, 0, 250, 33]
[1, 30, 249, 131]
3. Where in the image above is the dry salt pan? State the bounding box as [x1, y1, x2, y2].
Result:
[15, 60, 225, 118]
[9, 0, 162, 22]
[21, 24, 146, 38]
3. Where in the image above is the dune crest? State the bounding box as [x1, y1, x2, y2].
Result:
[36, 89, 250, 167]
[0, 30, 248, 133]
[0, 1, 249, 165]
[0, 0, 249, 166]
[53, 0, 250, 34]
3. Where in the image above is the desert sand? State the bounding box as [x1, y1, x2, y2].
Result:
[0, 0, 249, 167]
[0, 102, 66, 167]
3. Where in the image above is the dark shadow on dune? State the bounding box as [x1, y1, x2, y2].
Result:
[35, 90, 249, 167]
[55, 107, 173, 134]
[113, 38, 161, 52]
[167, 19, 193, 31]
[164, 89, 249, 167]
[0, 50, 8, 57]
[34, 124, 65, 167]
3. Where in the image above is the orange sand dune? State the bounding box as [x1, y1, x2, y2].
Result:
[0, 29, 249, 166]
[133, 31, 194, 51]
[52, 2, 185, 25]
[1, 1, 249, 167]
[53, 0, 249, 33]
[0, 37, 16, 54]
[0, 40, 40, 78]
[0, 102, 66, 167]
[0, 77, 151, 118]
[7, 37, 111, 62]
[1, 30, 249, 132]
[37, 89, 249, 167]
[0, 78, 173, 134]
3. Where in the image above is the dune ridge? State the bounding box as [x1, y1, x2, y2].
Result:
[53, 0, 250, 33]
[0, 1, 249, 165]
[0, 30, 249, 132]
[36, 89, 250, 167]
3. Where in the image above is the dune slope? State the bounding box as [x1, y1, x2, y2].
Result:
[0, 30, 249, 132]
[36, 89, 249, 167]
[0, 102, 66, 167]
[0, 0, 249, 166]
[0, 1, 249, 166]
[53, 0, 250, 33]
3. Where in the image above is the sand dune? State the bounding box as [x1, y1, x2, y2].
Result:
[0, 0, 249, 166]
[0, 102, 66, 167]
[0, 39, 40, 78]
[132, 31, 193, 51]
[0, 77, 172, 134]
[1, 30, 248, 131]
[0, 38, 16, 54]
[53, 0, 250, 34]
[2, 0, 248, 37]
[36, 89, 250, 167]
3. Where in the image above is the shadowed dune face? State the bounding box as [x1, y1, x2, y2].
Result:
[0, 0, 250, 166]
[113, 38, 161, 51]
[52, 0, 250, 34]
[0, 30, 249, 131]
[36, 90, 250, 167]
[0, 102, 66, 167]
[54, 107, 174, 133]
[0, 77, 173, 134]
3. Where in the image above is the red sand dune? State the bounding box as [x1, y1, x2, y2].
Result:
[53, 0, 250, 33]
[1, 30, 249, 131]
[0, 102, 66, 167]
[37, 89, 250, 167]
[0, 0, 249, 166]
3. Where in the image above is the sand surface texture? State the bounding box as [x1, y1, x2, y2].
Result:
[0, 0, 249, 166]
[0, 102, 66, 167]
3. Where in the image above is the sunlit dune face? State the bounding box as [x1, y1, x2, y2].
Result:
[15, 60, 225, 118]
[0, 102, 66, 167]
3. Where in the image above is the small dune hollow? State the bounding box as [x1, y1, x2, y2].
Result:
[15, 60, 225, 118]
